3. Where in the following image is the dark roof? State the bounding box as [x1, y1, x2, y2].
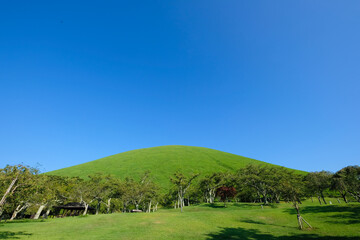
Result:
[54, 202, 94, 210]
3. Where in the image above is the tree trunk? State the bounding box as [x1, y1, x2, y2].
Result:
[44, 209, 51, 219]
[275, 194, 280, 203]
[317, 196, 322, 205]
[0, 177, 18, 216]
[0, 177, 17, 207]
[96, 202, 100, 215]
[34, 205, 45, 220]
[295, 204, 303, 229]
[341, 193, 348, 203]
[320, 192, 327, 204]
[107, 198, 111, 214]
[10, 205, 22, 221]
[83, 204, 89, 215]
[209, 189, 214, 203]
[262, 192, 268, 205]
[179, 195, 183, 213]
[123, 203, 127, 213]
[294, 202, 312, 230]
[148, 200, 152, 213]
[297, 214, 303, 230]
[10, 210, 19, 221]
[180, 199, 183, 212]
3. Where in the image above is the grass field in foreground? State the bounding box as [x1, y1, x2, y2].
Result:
[1, 199, 359, 240]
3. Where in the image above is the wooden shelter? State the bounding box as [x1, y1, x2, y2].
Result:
[53, 202, 94, 217]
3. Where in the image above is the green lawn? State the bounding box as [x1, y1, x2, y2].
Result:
[1, 199, 359, 239]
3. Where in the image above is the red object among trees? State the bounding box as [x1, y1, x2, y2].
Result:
[216, 186, 237, 207]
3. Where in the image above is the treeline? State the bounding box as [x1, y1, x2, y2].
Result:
[171, 165, 360, 207]
[0, 164, 359, 222]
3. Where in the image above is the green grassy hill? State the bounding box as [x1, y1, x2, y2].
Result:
[47, 145, 302, 189]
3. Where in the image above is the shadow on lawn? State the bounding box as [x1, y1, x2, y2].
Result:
[203, 204, 226, 209]
[240, 219, 293, 229]
[233, 203, 278, 209]
[0, 231, 32, 239]
[205, 227, 359, 240]
[0, 219, 46, 225]
[200, 203, 264, 209]
[284, 204, 360, 224]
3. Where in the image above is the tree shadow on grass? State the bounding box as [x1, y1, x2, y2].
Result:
[284, 204, 360, 214]
[205, 227, 359, 240]
[200, 203, 262, 209]
[0, 231, 32, 239]
[324, 214, 360, 224]
[233, 203, 266, 208]
[234, 203, 280, 209]
[0, 219, 46, 225]
[240, 219, 295, 229]
[204, 204, 226, 209]
[283, 204, 360, 224]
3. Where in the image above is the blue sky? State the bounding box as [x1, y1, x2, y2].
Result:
[1, 1, 359, 173]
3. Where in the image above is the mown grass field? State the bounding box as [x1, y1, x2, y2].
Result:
[47, 145, 305, 190]
[1, 199, 359, 240]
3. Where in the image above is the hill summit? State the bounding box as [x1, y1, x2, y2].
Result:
[47, 145, 285, 189]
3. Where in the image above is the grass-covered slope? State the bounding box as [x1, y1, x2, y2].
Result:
[47, 145, 300, 189]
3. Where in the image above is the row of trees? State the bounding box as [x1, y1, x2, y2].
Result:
[178, 165, 360, 208]
[1, 164, 359, 228]
[0, 166, 160, 220]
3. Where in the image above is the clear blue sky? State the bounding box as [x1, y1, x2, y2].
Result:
[1, 1, 359, 173]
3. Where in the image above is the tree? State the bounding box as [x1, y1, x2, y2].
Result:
[7, 173, 38, 220]
[118, 179, 133, 212]
[69, 178, 96, 215]
[199, 173, 223, 203]
[128, 172, 158, 211]
[216, 186, 237, 207]
[100, 176, 121, 214]
[305, 171, 332, 205]
[87, 174, 114, 215]
[170, 171, 199, 212]
[32, 175, 63, 219]
[237, 165, 272, 205]
[183, 185, 202, 206]
[267, 167, 290, 203]
[331, 171, 349, 203]
[281, 172, 312, 230]
[337, 166, 360, 202]
[117, 172, 159, 213]
[43, 175, 73, 218]
[0, 165, 38, 217]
